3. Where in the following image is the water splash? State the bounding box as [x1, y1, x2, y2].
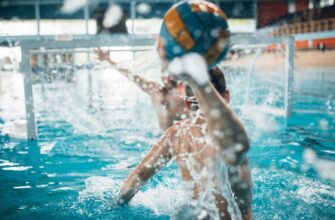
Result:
[77, 176, 190, 219]
[61, 0, 87, 14]
[103, 4, 123, 28]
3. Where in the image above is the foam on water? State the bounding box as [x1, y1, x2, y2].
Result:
[78, 175, 191, 219]
[79, 176, 120, 201]
[131, 178, 190, 217]
[2, 166, 32, 171]
[0, 159, 18, 167]
[252, 168, 335, 219]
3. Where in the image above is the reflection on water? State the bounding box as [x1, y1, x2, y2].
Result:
[0, 54, 335, 219]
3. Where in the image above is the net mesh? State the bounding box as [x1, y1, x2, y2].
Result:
[221, 43, 288, 116]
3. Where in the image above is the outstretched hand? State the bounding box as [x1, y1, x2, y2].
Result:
[94, 48, 116, 65]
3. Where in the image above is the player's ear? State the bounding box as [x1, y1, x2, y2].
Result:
[224, 90, 230, 103]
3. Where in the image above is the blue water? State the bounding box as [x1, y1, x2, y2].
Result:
[0, 66, 334, 220]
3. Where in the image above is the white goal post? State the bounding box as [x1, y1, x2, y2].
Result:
[2, 34, 294, 140]
[18, 34, 156, 140]
[229, 35, 295, 118]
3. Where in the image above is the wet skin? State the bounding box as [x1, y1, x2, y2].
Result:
[119, 76, 252, 219]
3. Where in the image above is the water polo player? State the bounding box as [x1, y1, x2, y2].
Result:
[118, 1, 252, 219]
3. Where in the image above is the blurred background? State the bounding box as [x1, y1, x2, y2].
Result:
[0, 0, 334, 36]
[0, 0, 334, 70]
[0, 1, 334, 220]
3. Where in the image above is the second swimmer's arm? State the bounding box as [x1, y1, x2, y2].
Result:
[96, 49, 160, 94]
[118, 131, 172, 204]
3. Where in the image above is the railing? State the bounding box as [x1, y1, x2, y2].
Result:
[273, 18, 335, 36]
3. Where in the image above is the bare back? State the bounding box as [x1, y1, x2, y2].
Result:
[167, 115, 251, 220]
[118, 68, 252, 219]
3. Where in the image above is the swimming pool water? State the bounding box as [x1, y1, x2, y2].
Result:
[0, 66, 334, 220]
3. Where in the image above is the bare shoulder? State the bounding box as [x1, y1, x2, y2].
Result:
[163, 119, 192, 139]
[171, 119, 192, 130]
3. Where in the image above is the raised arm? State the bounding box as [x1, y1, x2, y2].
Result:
[169, 53, 249, 166]
[118, 131, 173, 204]
[95, 48, 160, 94]
[192, 80, 249, 165]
